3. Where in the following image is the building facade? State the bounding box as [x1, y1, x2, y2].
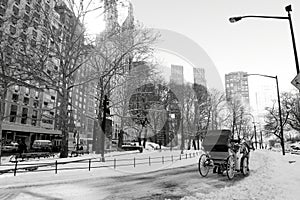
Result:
[225, 71, 250, 106]
[193, 67, 206, 87]
[0, 0, 62, 150]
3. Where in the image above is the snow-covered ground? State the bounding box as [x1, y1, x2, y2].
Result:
[0, 149, 200, 189]
[182, 150, 300, 200]
[1, 149, 300, 200]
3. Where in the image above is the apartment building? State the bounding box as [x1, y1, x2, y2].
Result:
[0, 0, 62, 149]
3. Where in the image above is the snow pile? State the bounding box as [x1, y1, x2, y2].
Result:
[182, 150, 300, 200]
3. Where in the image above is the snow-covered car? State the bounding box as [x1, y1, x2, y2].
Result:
[1, 142, 19, 153]
[121, 142, 143, 153]
[134, 142, 167, 150]
[290, 144, 300, 155]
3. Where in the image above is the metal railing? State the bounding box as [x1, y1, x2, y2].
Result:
[0, 151, 201, 176]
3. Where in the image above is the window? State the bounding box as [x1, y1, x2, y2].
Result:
[22, 23, 28, 31]
[35, 91, 39, 99]
[21, 107, 28, 124]
[23, 14, 29, 23]
[31, 39, 36, 47]
[10, 105, 18, 122]
[10, 25, 16, 35]
[33, 12, 39, 19]
[23, 97, 29, 105]
[51, 96, 55, 101]
[8, 36, 14, 45]
[12, 93, 18, 102]
[20, 32, 26, 40]
[0, 7, 6, 17]
[1, 0, 8, 7]
[12, 15, 18, 24]
[12, 5, 19, 16]
[34, 3, 40, 12]
[25, 87, 30, 95]
[45, 3, 50, 11]
[33, 20, 38, 29]
[33, 100, 39, 108]
[25, 4, 30, 13]
[32, 110, 38, 126]
[44, 101, 48, 107]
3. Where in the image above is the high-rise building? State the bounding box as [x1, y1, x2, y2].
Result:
[170, 65, 184, 85]
[193, 68, 206, 87]
[225, 71, 250, 105]
[0, 0, 63, 150]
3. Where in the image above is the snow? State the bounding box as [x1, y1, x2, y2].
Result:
[0, 149, 200, 189]
[1, 149, 300, 199]
[182, 150, 300, 200]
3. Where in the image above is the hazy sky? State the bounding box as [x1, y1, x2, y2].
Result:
[85, 0, 300, 110]
[129, 0, 300, 92]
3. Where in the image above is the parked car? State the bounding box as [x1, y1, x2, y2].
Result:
[1, 142, 19, 153]
[121, 142, 143, 153]
[31, 140, 52, 152]
[290, 144, 300, 155]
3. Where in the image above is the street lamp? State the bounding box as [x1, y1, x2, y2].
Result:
[244, 74, 285, 155]
[229, 5, 299, 74]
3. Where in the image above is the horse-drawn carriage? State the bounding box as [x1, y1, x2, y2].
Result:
[198, 130, 251, 180]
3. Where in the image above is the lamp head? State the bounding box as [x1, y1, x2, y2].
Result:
[229, 17, 242, 23]
[285, 5, 292, 12]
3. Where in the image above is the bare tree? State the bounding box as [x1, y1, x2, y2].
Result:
[88, 22, 159, 158]
[30, 0, 97, 158]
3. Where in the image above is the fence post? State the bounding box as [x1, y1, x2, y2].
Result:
[171, 155, 173, 162]
[179, 154, 181, 160]
[134, 157, 135, 168]
[186, 154, 187, 159]
[190, 153, 191, 158]
[14, 161, 18, 176]
[114, 158, 116, 169]
[149, 156, 151, 166]
[89, 159, 91, 171]
[162, 156, 164, 164]
[55, 160, 58, 174]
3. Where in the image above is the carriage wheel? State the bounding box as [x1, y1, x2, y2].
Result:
[241, 156, 250, 176]
[226, 155, 235, 180]
[198, 154, 210, 177]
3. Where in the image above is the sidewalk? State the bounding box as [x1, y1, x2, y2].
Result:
[0, 149, 202, 189]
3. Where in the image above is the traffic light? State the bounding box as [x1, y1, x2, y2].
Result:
[103, 95, 110, 116]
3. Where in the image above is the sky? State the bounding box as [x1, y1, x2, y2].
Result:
[84, 0, 300, 111]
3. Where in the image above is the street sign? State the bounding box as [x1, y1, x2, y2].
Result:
[291, 73, 300, 90]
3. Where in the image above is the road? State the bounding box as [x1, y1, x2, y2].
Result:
[0, 164, 247, 200]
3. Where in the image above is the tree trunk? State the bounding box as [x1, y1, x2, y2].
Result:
[143, 126, 147, 148]
[60, 88, 69, 158]
[0, 87, 8, 164]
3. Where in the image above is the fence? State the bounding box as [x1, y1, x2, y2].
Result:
[0, 151, 201, 176]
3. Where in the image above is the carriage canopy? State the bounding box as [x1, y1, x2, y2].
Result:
[202, 130, 233, 160]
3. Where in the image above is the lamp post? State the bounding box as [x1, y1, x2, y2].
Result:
[229, 5, 299, 74]
[245, 74, 285, 155]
